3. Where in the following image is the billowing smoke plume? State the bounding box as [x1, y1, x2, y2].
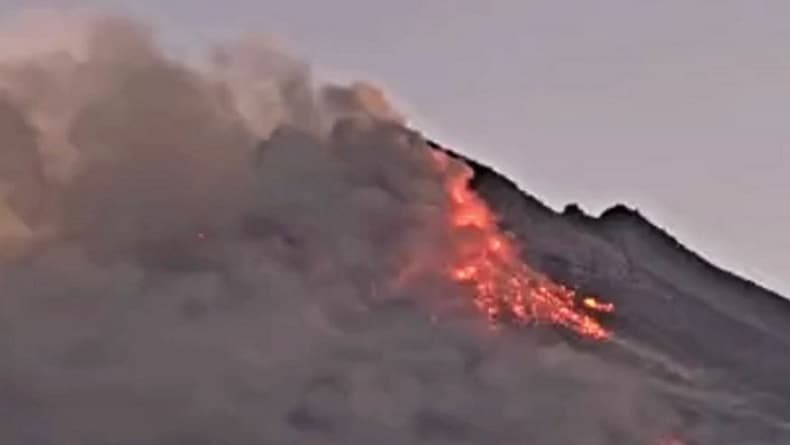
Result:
[0, 13, 680, 444]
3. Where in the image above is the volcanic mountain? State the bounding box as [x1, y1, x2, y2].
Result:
[1, 15, 789, 445]
[430, 140, 790, 444]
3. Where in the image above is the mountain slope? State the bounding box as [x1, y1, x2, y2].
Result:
[431, 140, 790, 442]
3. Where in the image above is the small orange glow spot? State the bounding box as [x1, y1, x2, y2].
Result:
[195, 232, 208, 241]
[454, 265, 478, 281]
[582, 297, 615, 313]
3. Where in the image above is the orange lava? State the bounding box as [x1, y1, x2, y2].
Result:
[433, 150, 613, 341]
[582, 297, 616, 313]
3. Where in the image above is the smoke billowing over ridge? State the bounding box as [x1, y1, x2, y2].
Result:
[0, 13, 684, 444]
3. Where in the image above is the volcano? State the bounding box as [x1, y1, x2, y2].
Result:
[429, 139, 790, 444]
[1, 16, 789, 444]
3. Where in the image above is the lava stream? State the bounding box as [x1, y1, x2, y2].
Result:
[433, 150, 614, 341]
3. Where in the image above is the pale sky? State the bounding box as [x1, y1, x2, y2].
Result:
[2, 1, 788, 296]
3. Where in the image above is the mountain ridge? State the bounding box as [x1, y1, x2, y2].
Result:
[427, 138, 787, 304]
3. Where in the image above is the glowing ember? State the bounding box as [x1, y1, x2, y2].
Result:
[432, 149, 614, 341]
[582, 297, 616, 313]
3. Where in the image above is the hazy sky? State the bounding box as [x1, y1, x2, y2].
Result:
[2, 1, 788, 296]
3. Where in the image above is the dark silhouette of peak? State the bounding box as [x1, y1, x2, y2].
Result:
[592, 203, 790, 324]
[599, 202, 642, 219]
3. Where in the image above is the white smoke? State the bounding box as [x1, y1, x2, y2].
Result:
[0, 12, 683, 445]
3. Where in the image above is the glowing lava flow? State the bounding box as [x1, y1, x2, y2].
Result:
[433, 150, 614, 341]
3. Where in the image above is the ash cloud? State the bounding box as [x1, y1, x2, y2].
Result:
[0, 13, 682, 444]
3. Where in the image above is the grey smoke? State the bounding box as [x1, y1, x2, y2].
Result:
[0, 14, 682, 444]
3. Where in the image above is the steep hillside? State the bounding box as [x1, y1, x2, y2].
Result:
[431, 140, 790, 443]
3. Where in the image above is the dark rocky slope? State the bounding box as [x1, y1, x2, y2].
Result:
[430, 140, 790, 443]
